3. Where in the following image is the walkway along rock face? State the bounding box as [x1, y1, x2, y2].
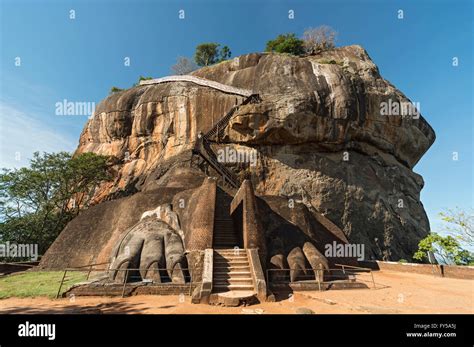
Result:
[39, 46, 435, 282]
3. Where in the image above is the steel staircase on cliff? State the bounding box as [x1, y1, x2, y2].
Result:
[192, 93, 261, 189]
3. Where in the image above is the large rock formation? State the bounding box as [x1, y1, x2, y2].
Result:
[40, 45, 435, 271]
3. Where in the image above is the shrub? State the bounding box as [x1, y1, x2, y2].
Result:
[110, 86, 124, 93]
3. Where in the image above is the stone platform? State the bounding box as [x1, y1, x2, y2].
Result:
[63, 279, 197, 298]
[270, 280, 369, 292]
[208, 290, 259, 307]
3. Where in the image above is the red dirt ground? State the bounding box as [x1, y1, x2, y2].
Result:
[0, 270, 472, 314]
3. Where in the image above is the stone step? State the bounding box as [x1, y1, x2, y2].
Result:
[214, 246, 241, 250]
[214, 255, 248, 261]
[213, 243, 240, 247]
[214, 258, 249, 264]
[214, 261, 249, 267]
[214, 251, 245, 255]
[213, 237, 237, 241]
[214, 267, 251, 274]
[214, 235, 236, 239]
[213, 284, 255, 291]
[214, 262, 249, 269]
[214, 229, 235, 233]
[214, 249, 246, 254]
[214, 271, 252, 278]
[213, 237, 238, 242]
[214, 270, 252, 275]
[213, 243, 239, 247]
[219, 265, 251, 272]
[214, 263, 250, 269]
[214, 278, 253, 284]
[214, 224, 233, 228]
[213, 233, 237, 238]
[213, 275, 252, 281]
[214, 280, 254, 287]
[215, 256, 248, 261]
[214, 245, 240, 249]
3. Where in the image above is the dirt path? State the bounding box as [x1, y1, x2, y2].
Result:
[0, 270, 472, 314]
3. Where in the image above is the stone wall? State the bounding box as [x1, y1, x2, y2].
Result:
[139, 74, 254, 97]
[359, 260, 474, 280]
[65, 282, 199, 297]
[230, 180, 266, 256]
[0, 262, 38, 276]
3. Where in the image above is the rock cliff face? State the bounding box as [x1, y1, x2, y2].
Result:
[45, 45, 435, 266]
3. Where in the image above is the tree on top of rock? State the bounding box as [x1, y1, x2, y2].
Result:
[171, 56, 198, 75]
[194, 43, 232, 66]
[265, 33, 305, 56]
[303, 25, 337, 54]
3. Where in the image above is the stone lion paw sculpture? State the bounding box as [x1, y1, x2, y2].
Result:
[108, 204, 186, 283]
[270, 242, 329, 282]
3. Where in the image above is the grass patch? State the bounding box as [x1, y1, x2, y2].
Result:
[0, 271, 87, 299]
[318, 59, 344, 66]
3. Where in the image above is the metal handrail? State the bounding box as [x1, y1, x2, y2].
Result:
[55, 266, 196, 299]
[204, 106, 238, 140]
[192, 93, 260, 189]
[335, 263, 372, 272]
[335, 263, 376, 290]
[195, 139, 239, 188]
[204, 94, 259, 141]
[265, 267, 376, 291]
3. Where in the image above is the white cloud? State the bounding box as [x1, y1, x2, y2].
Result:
[0, 102, 77, 169]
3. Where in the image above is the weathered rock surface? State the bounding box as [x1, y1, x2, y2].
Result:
[41, 45, 435, 269]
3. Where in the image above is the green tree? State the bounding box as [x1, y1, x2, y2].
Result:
[219, 45, 231, 62]
[194, 43, 232, 66]
[265, 33, 305, 55]
[413, 233, 473, 265]
[0, 152, 112, 256]
[439, 208, 473, 246]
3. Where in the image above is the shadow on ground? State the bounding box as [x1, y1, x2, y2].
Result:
[0, 300, 165, 314]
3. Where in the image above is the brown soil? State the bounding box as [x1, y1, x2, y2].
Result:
[0, 270, 472, 314]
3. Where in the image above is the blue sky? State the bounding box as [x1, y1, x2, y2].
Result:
[0, 0, 472, 239]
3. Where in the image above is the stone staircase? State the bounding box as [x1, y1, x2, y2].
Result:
[213, 188, 239, 248]
[212, 249, 254, 293]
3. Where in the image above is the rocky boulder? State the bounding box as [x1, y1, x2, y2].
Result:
[41, 45, 435, 269]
